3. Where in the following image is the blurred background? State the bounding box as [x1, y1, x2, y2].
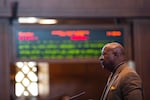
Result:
[0, 0, 150, 100]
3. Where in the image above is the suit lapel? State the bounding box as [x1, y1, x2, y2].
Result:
[102, 74, 119, 100]
[100, 63, 127, 100]
[100, 73, 113, 100]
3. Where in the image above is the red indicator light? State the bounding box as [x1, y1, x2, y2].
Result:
[51, 30, 90, 37]
[71, 36, 89, 41]
[106, 31, 122, 36]
[51, 30, 90, 40]
[18, 32, 39, 41]
[18, 32, 34, 36]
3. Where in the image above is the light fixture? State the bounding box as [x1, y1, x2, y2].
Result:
[15, 61, 38, 97]
[18, 17, 39, 24]
[38, 19, 57, 24]
[16, 62, 24, 68]
[15, 72, 24, 82]
[15, 83, 25, 96]
[18, 17, 57, 24]
[22, 78, 30, 87]
[28, 83, 38, 96]
[22, 65, 30, 74]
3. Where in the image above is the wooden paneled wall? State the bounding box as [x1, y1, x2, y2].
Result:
[15, 0, 150, 17]
[48, 62, 109, 100]
[1, 0, 150, 17]
[133, 19, 150, 100]
[0, 19, 11, 100]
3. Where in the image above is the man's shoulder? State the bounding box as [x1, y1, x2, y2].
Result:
[119, 65, 139, 78]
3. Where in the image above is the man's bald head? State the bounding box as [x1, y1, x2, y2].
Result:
[100, 42, 127, 72]
[102, 42, 126, 57]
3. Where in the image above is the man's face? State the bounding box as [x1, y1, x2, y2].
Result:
[99, 47, 115, 71]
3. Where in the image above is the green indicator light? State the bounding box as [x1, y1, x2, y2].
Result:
[38, 45, 45, 49]
[30, 56, 39, 59]
[18, 45, 24, 49]
[20, 56, 27, 59]
[46, 44, 58, 48]
[31, 45, 37, 49]
[67, 55, 73, 59]
[31, 50, 40, 54]
[56, 55, 63, 59]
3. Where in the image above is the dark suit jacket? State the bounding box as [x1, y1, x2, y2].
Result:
[101, 63, 143, 100]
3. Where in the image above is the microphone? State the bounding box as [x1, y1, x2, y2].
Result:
[69, 91, 85, 100]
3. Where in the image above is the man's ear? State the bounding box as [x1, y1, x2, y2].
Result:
[113, 52, 118, 57]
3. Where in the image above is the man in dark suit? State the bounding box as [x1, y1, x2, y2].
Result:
[99, 42, 144, 100]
